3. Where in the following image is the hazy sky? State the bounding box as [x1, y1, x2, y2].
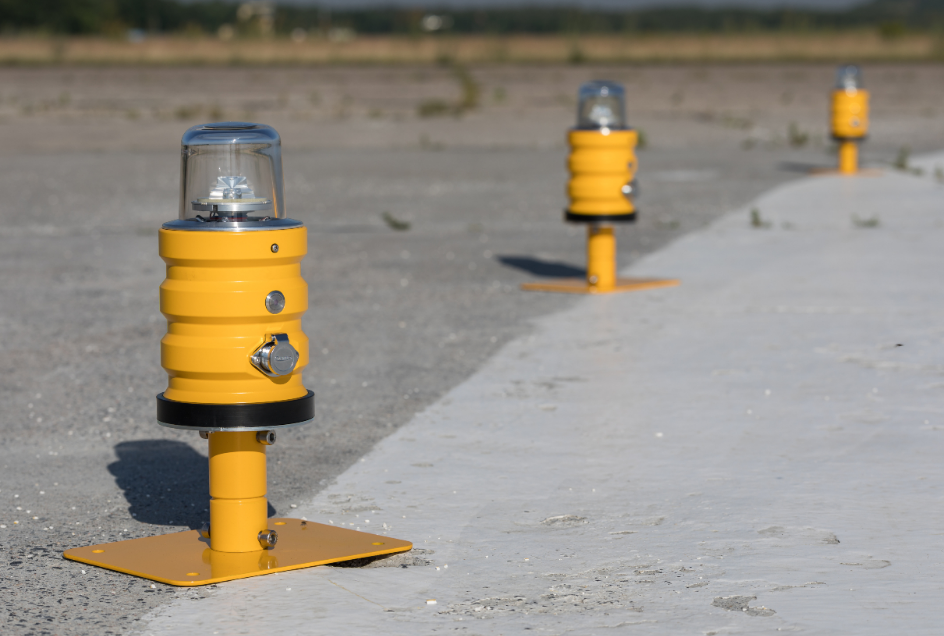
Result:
[275, 1, 867, 8]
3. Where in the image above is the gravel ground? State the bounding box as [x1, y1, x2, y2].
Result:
[0, 63, 942, 635]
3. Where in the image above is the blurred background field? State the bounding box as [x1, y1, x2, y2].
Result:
[0, 31, 936, 65]
[1, 0, 944, 64]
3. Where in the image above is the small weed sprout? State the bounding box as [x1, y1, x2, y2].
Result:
[852, 214, 880, 228]
[416, 63, 479, 118]
[750, 208, 771, 229]
[787, 122, 809, 147]
[892, 145, 925, 175]
[174, 104, 201, 120]
[417, 99, 451, 118]
[894, 145, 910, 171]
[381, 212, 411, 232]
[568, 45, 585, 65]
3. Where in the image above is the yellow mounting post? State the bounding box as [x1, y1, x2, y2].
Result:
[208, 431, 268, 553]
[838, 140, 859, 175]
[523, 222, 678, 294]
[587, 225, 617, 291]
[65, 427, 409, 586]
[64, 122, 411, 586]
[522, 80, 678, 295]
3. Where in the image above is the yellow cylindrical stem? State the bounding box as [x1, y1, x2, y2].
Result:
[209, 431, 267, 499]
[587, 225, 616, 291]
[201, 548, 278, 579]
[208, 431, 268, 553]
[209, 498, 268, 552]
[838, 140, 858, 175]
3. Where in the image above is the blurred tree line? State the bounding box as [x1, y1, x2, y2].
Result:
[0, 0, 941, 37]
[0, 0, 235, 35]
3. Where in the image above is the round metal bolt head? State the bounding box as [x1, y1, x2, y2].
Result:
[265, 290, 285, 314]
[257, 430, 276, 446]
[258, 529, 278, 548]
[270, 243, 279, 253]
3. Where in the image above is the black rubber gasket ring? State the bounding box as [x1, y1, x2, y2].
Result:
[156, 390, 314, 430]
[831, 135, 867, 142]
[564, 210, 637, 224]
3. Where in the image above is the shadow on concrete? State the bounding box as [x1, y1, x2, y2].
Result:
[778, 160, 829, 174]
[497, 255, 584, 279]
[108, 439, 275, 529]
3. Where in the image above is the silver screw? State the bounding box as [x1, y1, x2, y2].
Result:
[271, 244, 279, 253]
[257, 430, 276, 446]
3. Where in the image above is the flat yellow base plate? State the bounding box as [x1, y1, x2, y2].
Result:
[63, 519, 412, 587]
[809, 168, 883, 177]
[521, 277, 680, 295]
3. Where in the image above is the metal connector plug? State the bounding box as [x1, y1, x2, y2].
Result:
[250, 333, 299, 377]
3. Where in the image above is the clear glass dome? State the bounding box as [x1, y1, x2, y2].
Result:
[176, 122, 286, 227]
[576, 81, 627, 130]
[835, 65, 863, 91]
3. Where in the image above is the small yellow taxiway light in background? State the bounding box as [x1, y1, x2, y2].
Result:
[831, 64, 870, 175]
[64, 122, 411, 586]
[522, 81, 678, 295]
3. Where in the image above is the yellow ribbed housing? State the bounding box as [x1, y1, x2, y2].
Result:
[567, 129, 637, 219]
[831, 89, 869, 139]
[159, 227, 309, 405]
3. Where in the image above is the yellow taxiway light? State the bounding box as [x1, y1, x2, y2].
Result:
[64, 122, 411, 585]
[522, 81, 678, 294]
[831, 64, 869, 175]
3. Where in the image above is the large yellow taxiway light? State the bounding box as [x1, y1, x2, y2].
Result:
[64, 122, 411, 586]
[522, 81, 678, 294]
[831, 64, 869, 175]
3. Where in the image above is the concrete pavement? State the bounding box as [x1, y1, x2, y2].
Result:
[139, 163, 944, 634]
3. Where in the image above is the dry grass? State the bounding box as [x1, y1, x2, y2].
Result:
[0, 31, 938, 66]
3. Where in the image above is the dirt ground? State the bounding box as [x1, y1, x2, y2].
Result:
[0, 63, 942, 635]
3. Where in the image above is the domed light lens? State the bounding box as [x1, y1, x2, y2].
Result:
[178, 122, 284, 223]
[835, 65, 863, 91]
[576, 81, 626, 130]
